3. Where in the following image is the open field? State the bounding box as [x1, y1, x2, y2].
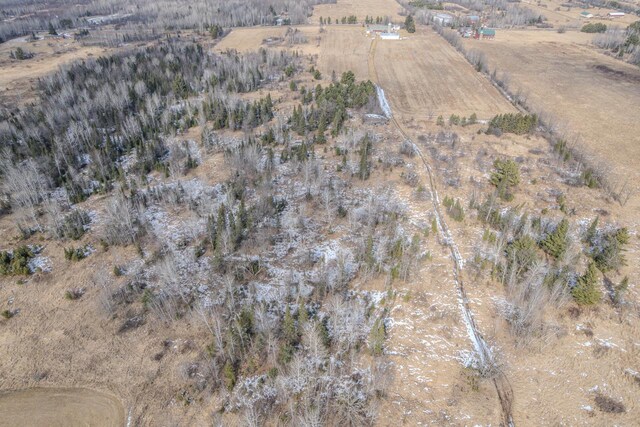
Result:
[311, 0, 405, 24]
[522, 0, 640, 27]
[0, 35, 112, 105]
[0, 388, 124, 427]
[462, 29, 640, 208]
[373, 29, 517, 120]
[215, 25, 372, 80]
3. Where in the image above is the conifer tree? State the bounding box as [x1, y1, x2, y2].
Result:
[540, 218, 569, 259]
[571, 261, 601, 305]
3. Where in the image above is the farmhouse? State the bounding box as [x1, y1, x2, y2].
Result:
[433, 13, 455, 26]
[367, 23, 400, 39]
[580, 11, 593, 19]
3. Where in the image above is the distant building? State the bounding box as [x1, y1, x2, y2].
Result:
[434, 13, 455, 26]
[366, 23, 400, 34]
[608, 12, 625, 17]
[380, 32, 400, 40]
[580, 11, 593, 19]
[475, 28, 496, 39]
[459, 26, 474, 38]
[465, 15, 481, 25]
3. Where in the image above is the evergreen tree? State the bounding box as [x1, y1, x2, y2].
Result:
[540, 218, 569, 259]
[490, 158, 520, 201]
[571, 262, 601, 305]
[48, 21, 57, 36]
[405, 15, 416, 33]
[358, 135, 372, 180]
[369, 316, 386, 356]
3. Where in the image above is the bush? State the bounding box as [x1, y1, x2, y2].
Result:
[64, 246, 89, 261]
[223, 360, 237, 391]
[57, 209, 91, 240]
[443, 196, 465, 221]
[594, 393, 626, 413]
[0, 246, 34, 276]
[65, 288, 85, 300]
[581, 23, 607, 33]
[1, 309, 16, 319]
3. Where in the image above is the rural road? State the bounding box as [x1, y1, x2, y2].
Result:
[368, 35, 515, 426]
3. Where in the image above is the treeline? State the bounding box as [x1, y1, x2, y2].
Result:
[581, 22, 607, 33]
[593, 21, 640, 66]
[0, 41, 291, 230]
[487, 113, 538, 135]
[0, 0, 337, 43]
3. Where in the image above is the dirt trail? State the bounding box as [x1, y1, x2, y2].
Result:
[368, 37, 515, 426]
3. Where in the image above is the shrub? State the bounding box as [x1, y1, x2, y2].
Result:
[581, 23, 607, 33]
[0, 246, 34, 276]
[64, 246, 88, 261]
[1, 309, 16, 319]
[443, 196, 465, 221]
[594, 393, 626, 413]
[223, 360, 237, 391]
[57, 209, 91, 240]
[64, 288, 85, 300]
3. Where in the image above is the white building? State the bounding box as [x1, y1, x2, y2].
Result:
[380, 32, 400, 40]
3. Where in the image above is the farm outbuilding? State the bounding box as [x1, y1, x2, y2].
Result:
[434, 13, 455, 26]
[580, 11, 593, 19]
[380, 32, 400, 40]
[608, 12, 625, 17]
[475, 28, 496, 39]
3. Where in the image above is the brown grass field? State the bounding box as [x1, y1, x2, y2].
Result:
[373, 29, 517, 120]
[0, 35, 112, 105]
[521, 0, 640, 27]
[0, 388, 124, 427]
[311, 0, 405, 24]
[462, 29, 640, 211]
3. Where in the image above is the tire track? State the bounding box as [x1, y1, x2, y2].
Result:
[368, 36, 514, 426]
